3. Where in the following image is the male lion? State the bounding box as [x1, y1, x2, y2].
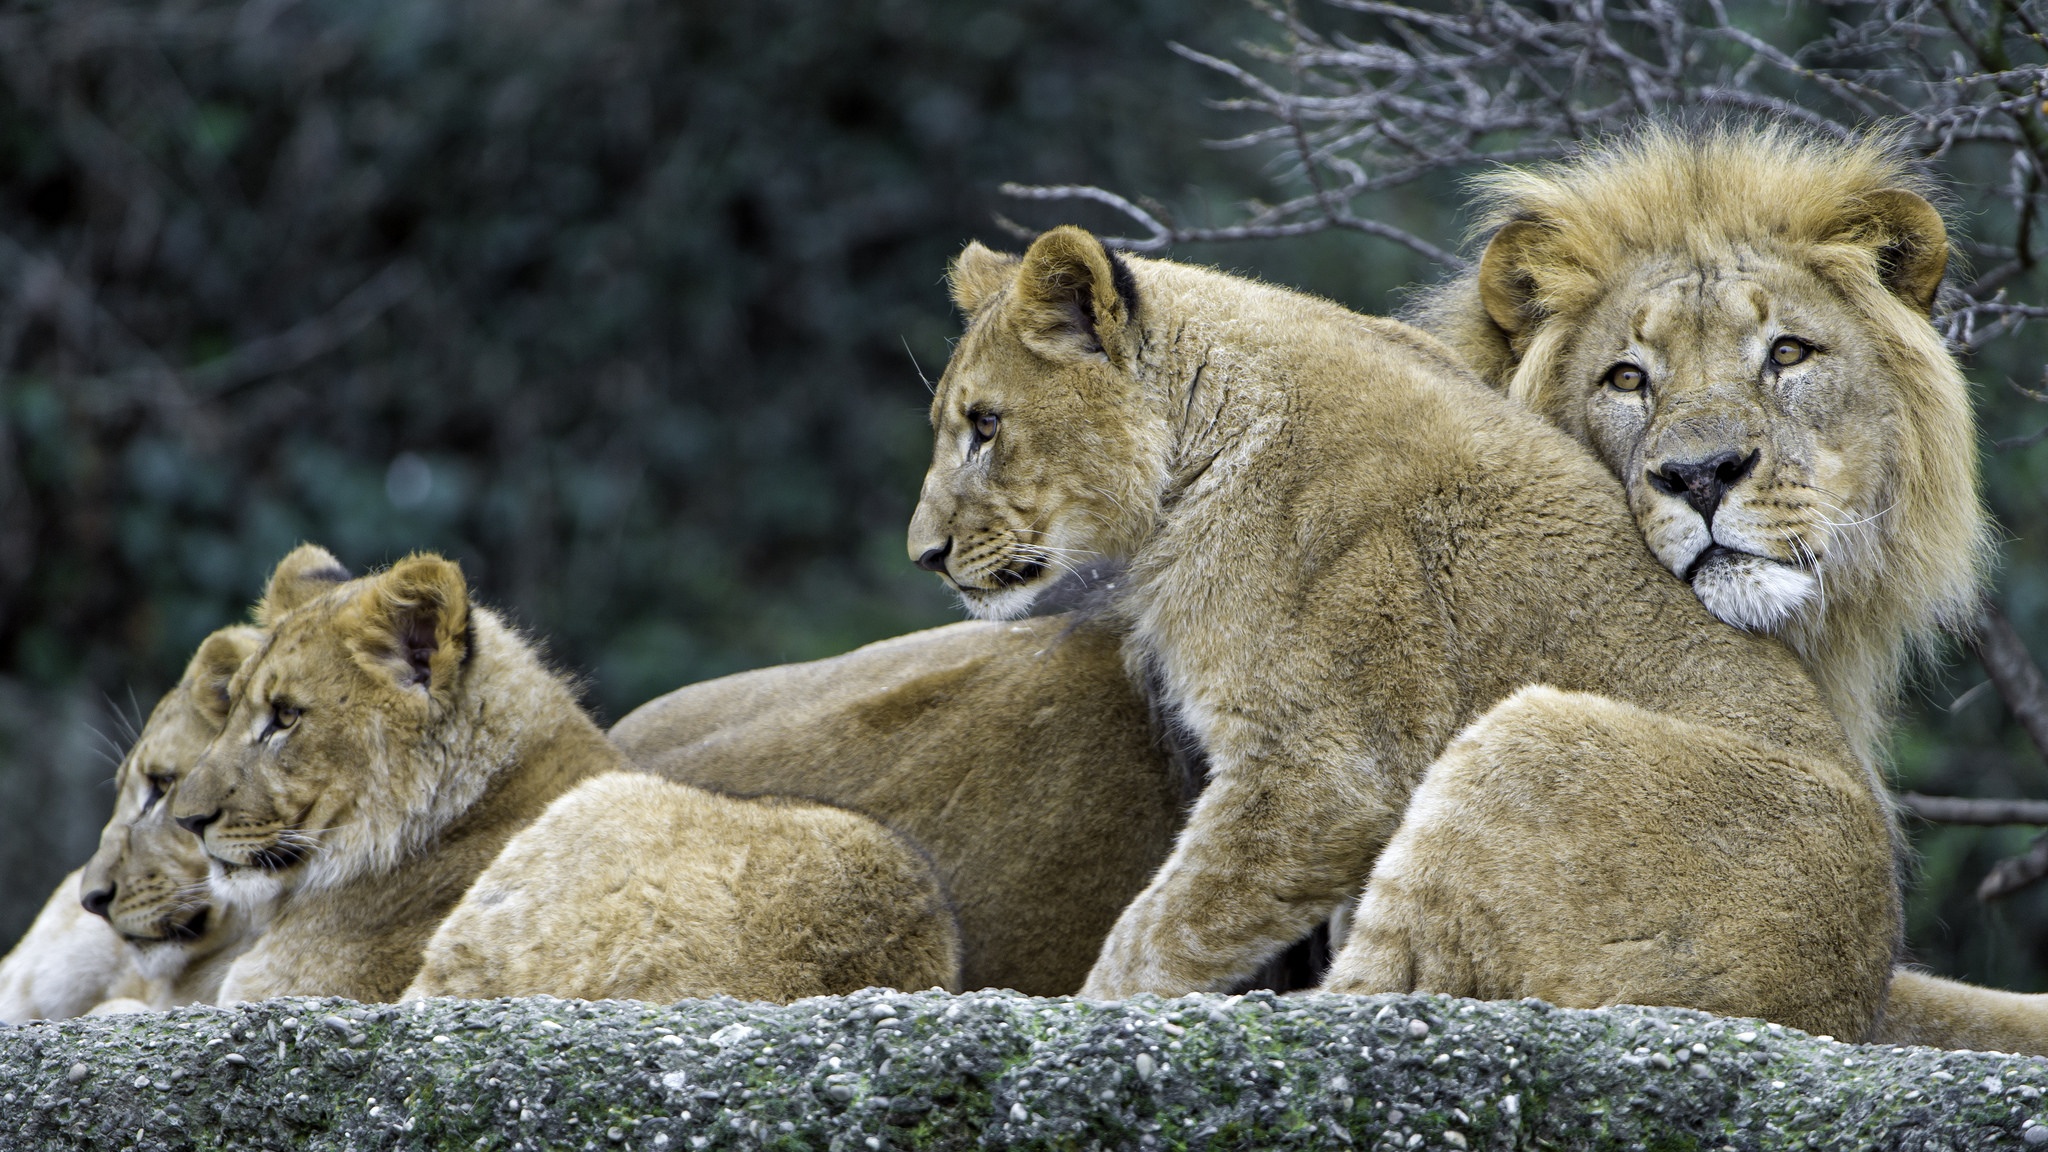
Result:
[1413, 122, 2033, 1051]
[1414, 121, 1988, 768]
[0, 625, 265, 1021]
[913, 226, 1896, 1038]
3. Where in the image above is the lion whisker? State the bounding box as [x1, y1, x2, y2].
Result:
[1810, 499, 1897, 533]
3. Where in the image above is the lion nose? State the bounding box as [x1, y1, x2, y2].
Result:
[915, 540, 952, 573]
[1648, 449, 1758, 522]
[175, 809, 221, 837]
[80, 883, 115, 919]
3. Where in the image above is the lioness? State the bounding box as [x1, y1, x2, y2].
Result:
[0, 625, 265, 1020]
[914, 227, 1894, 1037]
[1414, 122, 2029, 1051]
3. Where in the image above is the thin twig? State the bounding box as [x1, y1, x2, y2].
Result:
[1973, 600, 2048, 766]
[1897, 792, 2048, 825]
[1979, 832, 2048, 901]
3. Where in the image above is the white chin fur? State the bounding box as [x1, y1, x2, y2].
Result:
[131, 937, 194, 981]
[1689, 553, 1818, 633]
[210, 865, 285, 912]
[955, 582, 1045, 621]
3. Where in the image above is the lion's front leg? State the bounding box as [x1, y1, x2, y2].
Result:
[1079, 756, 1397, 998]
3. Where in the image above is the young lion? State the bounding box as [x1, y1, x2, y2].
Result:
[915, 227, 1895, 1038]
[609, 611, 1186, 995]
[404, 772, 960, 1003]
[173, 547, 958, 1003]
[0, 625, 264, 1021]
[167, 548, 608, 1001]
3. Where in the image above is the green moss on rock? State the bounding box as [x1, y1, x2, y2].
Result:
[3, 989, 2044, 1150]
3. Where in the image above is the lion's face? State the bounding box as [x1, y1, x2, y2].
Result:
[78, 625, 258, 947]
[1560, 253, 1899, 632]
[94, 805, 214, 947]
[169, 553, 474, 903]
[907, 235, 1159, 619]
[1449, 126, 1989, 759]
[177, 618, 373, 898]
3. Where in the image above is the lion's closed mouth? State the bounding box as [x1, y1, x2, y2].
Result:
[992, 561, 1045, 587]
[246, 840, 307, 872]
[162, 906, 209, 942]
[122, 905, 208, 946]
[1683, 544, 1740, 582]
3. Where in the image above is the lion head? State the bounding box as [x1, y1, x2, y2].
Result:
[77, 624, 261, 949]
[1415, 121, 1990, 760]
[170, 548, 482, 906]
[907, 228, 1165, 619]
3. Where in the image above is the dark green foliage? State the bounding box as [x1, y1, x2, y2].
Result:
[0, 0, 1392, 943]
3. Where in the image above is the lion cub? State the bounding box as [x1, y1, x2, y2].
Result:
[0, 625, 266, 1021]
[609, 611, 1181, 996]
[173, 546, 957, 1003]
[914, 228, 1893, 1038]
[405, 773, 960, 1003]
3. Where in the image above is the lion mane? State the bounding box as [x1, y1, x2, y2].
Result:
[1415, 121, 1991, 766]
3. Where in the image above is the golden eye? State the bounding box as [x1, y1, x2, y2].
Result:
[272, 703, 302, 730]
[1770, 337, 1812, 367]
[142, 773, 172, 811]
[972, 412, 1000, 443]
[1604, 363, 1647, 392]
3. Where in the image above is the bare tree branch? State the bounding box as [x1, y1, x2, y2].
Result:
[185, 260, 424, 397]
[1973, 601, 2048, 766]
[1897, 792, 2048, 825]
[1979, 832, 2048, 901]
[1000, 0, 2048, 362]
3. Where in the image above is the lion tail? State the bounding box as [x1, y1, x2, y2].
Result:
[1878, 968, 2048, 1055]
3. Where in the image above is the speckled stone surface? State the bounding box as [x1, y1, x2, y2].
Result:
[3, 989, 2044, 1150]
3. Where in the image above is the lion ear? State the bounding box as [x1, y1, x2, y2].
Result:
[257, 544, 352, 625]
[1476, 218, 1551, 337]
[949, 241, 1021, 315]
[1011, 226, 1139, 367]
[186, 625, 262, 728]
[1835, 188, 1948, 316]
[346, 553, 471, 698]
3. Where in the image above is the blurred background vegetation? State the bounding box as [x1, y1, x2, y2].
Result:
[4, 0, 2048, 1001]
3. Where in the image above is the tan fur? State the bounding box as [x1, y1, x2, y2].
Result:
[911, 229, 1895, 1038]
[0, 626, 268, 1021]
[1411, 125, 2048, 1053]
[1878, 970, 2048, 1054]
[170, 551, 604, 1002]
[610, 613, 1185, 995]
[0, 871, 149, 1022]
[405, 772, 960, 1003]
[1412, 122, 1990, 766]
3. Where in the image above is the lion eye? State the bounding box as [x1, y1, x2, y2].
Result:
[1604, 363, 1647, 392]
[272, 703, 302, 731]
[972, 412, 1000, 443]
[1769, 337, 1812, 367]
[142, 773, 171, 811]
